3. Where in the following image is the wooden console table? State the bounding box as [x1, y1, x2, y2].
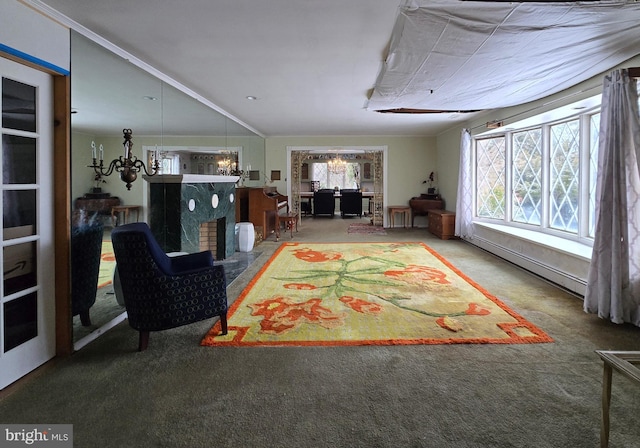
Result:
[427, 210, 456, 240]
[74, 195, 121, 217]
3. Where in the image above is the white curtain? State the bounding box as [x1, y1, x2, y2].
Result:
[584, 69, 640, 326]
[455, 129, 474, 239]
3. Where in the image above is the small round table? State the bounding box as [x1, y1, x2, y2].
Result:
[388, 205, 411, 228]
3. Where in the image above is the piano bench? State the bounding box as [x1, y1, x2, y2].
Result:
[277, 212, 298, 241]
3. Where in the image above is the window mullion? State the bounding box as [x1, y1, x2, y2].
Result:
[505, 133, 512, 224]
[541, 124, 550, 230]
[578, 114, 591, 239]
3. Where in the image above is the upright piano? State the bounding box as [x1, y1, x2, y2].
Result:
[245, 186, 288, 241]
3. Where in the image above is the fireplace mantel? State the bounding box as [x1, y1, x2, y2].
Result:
[144, 174, 240, 184]
[145, 174, 240, 259]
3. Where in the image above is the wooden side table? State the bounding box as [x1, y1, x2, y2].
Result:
[427, 210, 456, 239]
[595, 350, 640, 447]
[111, 205, 142, 226]
[388, 205, 411, 228]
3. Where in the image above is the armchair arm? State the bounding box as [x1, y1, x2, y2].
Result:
[168, 250, 214, 275]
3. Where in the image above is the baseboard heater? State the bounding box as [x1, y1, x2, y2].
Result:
[470, 235, 587, 297]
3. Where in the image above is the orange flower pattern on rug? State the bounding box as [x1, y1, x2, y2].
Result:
[339, 296, 383, 315]
[292, 247, 342, 262]
[201, 242, 554, 347]
[249, 296, 345, 334]
[384, 265, 450, 285]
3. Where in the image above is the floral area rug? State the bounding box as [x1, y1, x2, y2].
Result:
[347, 223, 386, 235]
[202, 242, 553, 347]
[98, 240, 116, 288]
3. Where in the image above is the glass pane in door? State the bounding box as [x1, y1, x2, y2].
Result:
[3, 190, 36, 239]
[3, 241, 37, 296]
[2, 135, 36, 184]
[3, 292, 37, 352]
[2, 77, 36, 132]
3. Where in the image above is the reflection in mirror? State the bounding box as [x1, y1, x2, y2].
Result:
[70, 31, 163, 346]
[69, 31, 265, 348]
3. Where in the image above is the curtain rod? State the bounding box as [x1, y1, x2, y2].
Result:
[471, 67, 640, 132]
[469, 84, 599, 131]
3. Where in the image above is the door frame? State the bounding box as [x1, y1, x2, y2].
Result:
[286, 146, 388, 226]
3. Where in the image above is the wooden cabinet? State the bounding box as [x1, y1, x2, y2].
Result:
[301, 162, 309, 181]
[428, 210, 456, 240]
[409, 194, 444, 227]
[74, 195, 121, 216]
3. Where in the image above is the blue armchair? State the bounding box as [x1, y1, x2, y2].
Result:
[71, 222, 104, 326]
[111, 222, 228, 351]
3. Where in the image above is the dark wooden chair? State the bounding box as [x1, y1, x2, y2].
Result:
[313, 189, 336, 217]
[340, 190, 363, 218]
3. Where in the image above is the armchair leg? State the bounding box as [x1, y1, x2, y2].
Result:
[220, 313, 228, 335]
[138, 331, 150, 351]
[79, 310, 92, 327]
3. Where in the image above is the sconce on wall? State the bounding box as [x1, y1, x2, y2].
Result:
[89, 129, 159, 190]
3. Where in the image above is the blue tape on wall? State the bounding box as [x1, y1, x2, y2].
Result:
[0, 42, 70, 76]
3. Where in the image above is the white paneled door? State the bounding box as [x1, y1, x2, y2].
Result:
[0, 57, 55, 389]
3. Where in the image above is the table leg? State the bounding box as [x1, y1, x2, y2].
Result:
[601, 363, 613, 448]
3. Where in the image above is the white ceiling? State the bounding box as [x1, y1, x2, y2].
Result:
[31, 0, 640, 137]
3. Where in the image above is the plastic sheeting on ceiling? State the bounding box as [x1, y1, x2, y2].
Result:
[367, 0, 640, 112]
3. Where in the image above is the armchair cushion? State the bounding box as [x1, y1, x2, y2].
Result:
[168, 250, 214, 275]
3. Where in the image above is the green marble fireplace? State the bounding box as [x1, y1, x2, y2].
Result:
[145, 175, 239, 260]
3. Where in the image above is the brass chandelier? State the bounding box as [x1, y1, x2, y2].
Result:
[89, 129, 159, 190]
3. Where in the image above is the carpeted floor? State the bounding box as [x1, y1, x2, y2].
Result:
[2, 215, 640, 448]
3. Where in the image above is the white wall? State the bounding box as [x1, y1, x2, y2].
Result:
[266, 135, 437, 226]
[0, 1, 69, 73]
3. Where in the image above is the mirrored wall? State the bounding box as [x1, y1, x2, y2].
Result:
[69, 31, 265, 346]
